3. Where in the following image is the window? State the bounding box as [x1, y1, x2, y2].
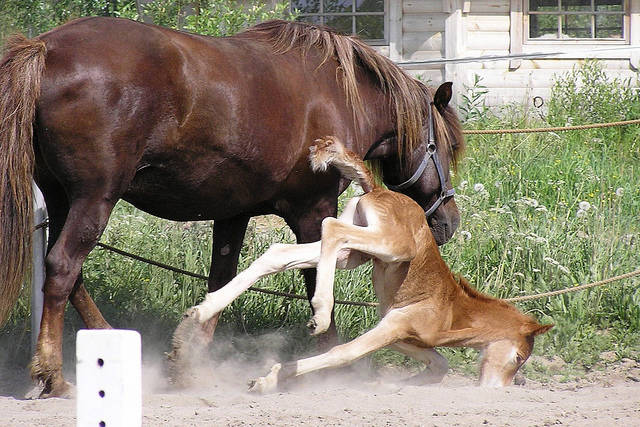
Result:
[526, 0, 627, 40]
[291, 0, 386, 44]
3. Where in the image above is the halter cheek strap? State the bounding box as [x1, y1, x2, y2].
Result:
[385, 103, 455, 218]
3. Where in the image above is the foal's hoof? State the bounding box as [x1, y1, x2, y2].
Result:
[307, 315, 330, 336]
[183, 306, 201, 322]
[248, 363, 281, 394]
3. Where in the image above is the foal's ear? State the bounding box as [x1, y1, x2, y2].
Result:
[364, 136, 397, 160]
[521, 323, 554, 337]
[434, 82, 453, 113]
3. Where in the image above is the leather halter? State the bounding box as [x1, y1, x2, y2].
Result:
[386, 103, 455, 217]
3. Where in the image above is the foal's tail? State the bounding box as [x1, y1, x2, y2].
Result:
[309, 136, 378, 193]
[0, 35, 47, 326]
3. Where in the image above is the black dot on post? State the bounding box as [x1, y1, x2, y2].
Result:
[99, 422, 106, 427]
[98, 390, 105, 398]
[97, 358, 104, 367]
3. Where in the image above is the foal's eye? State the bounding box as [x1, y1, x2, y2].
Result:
[515, 353, 525, 364]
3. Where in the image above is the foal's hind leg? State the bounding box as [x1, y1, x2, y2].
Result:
[31, 196, 117, 398]
[249, 309, 408, 393]
[167, 216, 250, 386]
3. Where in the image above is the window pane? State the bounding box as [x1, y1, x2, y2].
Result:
[324, 15, 353, 34]
[324, 0, 353, 13]
[563, 0, 591, 12]
[529, 0, 559, 12]
[292, 0, 320, 13]
[530, 14, 558, 38]
[563, 14, 591, 38]
[596, 13, 623, 38]
[356, 0, 384, 12]
[595, 0, 623, 12]
[356, 15, 384, 39]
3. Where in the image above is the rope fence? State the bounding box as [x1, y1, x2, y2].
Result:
[32, 221, 640, 308]
[30, 116, 640, 308]
[462, 118, 640, 135]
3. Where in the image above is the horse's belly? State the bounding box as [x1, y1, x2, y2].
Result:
[122, 166, 271, 221]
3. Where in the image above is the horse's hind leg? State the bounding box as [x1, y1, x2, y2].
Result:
[38, 176, 111, 330]
[31, 196, 117, 398]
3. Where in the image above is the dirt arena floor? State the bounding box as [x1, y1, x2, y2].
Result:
[1, 353, 639, 426]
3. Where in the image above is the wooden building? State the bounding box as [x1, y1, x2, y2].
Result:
[292, 0, 640, 105]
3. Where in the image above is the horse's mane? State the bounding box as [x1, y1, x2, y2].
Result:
[241, 20, 464, 167]
[453, 274, 515, 310]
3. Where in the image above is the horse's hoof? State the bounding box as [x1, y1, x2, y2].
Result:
[26, 380, 75, 399]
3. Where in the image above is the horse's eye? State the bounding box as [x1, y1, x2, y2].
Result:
[515, 353, 525, 364]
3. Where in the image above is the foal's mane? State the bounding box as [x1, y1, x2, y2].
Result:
[242, 20, 463, 166]
[453, 274, 515, 310]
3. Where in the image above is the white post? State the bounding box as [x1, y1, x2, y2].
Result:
[76, 329, 142, 427]
[31, 182, 47, 354]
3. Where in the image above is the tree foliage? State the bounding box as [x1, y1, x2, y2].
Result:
[0, 0, 292, 42]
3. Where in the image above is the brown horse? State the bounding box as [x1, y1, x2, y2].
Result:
[0, 18, 464, 397]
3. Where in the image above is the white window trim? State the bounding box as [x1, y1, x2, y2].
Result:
[523, 0, 630, 45]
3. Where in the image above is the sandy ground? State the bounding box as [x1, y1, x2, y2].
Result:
[1, 354, 639, 427]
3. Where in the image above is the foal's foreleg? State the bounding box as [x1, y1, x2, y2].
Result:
[391, 342, 448, 385]
[187, 242, 322, 323]
[249, 309, 408, 393]
[309, 216, 416, 335]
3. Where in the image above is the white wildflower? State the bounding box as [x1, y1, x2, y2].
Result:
[615, 187, 624, 197]
[460, 230, 472, 240]
[495, 181, 502, 188]
[576, 209, 587, 218]
[514, 272, 525, 279]
[474, 183, 485, 193]
[535, 206, 548, 213]
[578, 201, 591, 211]
[558, 265, 570, 275]
[459, 180, 468, 191]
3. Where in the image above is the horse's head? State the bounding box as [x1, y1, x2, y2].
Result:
[365, 82, 464, 245]
[478, 320, 553, 387]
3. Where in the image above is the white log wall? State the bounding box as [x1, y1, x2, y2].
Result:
[388, 0, 640, 106]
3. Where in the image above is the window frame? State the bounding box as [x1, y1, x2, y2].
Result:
[290, 0, 389, 45]
[524, 0, 630, 44]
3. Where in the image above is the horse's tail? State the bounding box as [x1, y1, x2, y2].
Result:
[0, 35, 47, 326]
[309, 136, 378, 193]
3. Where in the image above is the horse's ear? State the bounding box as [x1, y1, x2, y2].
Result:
[434, 82, 453, 113]
[521, 323, 554, 337]
[364, 136, 397, 160]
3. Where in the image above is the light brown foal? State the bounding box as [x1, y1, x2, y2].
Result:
[177, 136, 552, 391]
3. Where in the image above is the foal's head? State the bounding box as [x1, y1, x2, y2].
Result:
[478, 316, 553, 387]
[365, 82, 465, 245]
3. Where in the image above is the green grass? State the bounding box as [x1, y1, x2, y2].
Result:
[2, 61, 639, 381]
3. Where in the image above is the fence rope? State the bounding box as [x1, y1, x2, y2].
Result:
[93, 241, 639, 307]
[95, 242, 378, 308]
[462, 118, 640, 135]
